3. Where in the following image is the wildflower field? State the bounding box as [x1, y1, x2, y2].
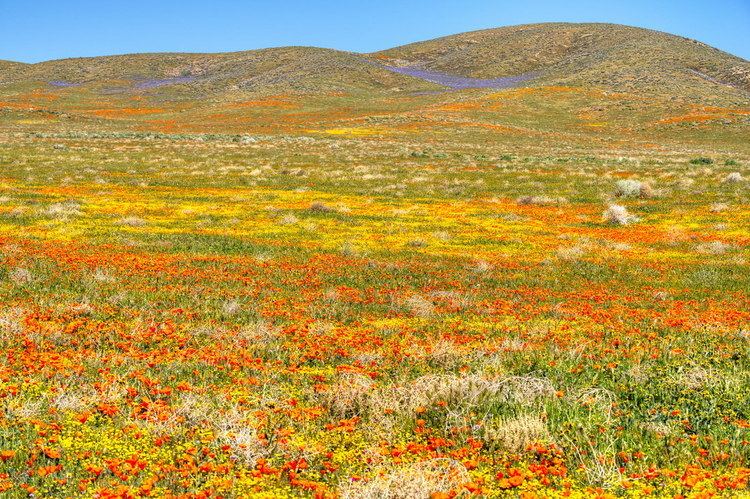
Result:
[1, 36, 750, 497]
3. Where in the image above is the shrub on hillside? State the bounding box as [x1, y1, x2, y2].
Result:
[723, 172, 743, 183]
[516, 195, 567, 206]
[309, 201, 334, 213]
[614, 179, 654, 198]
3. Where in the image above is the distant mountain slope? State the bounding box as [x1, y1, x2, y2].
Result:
[1, 23, 748, 98]
[0, 47, 439, 93]
[373, 23, 750, 95]
[0, 60, 28, 76]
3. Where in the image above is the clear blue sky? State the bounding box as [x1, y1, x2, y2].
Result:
[1, 0, 749, 63]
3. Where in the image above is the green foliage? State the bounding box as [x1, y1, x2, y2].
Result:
[690, 157, 714, 165]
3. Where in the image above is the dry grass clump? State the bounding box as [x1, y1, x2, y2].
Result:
[252, 252, 273, 263]
[696, 240, 732, 255]
[0, 307, 26, 342]
[221, 299, 242, 316]
[43, 200, 82, 218]
[482, 414, 550, 452]
[309, 201, 334, 213]
[216, 409, 269, 467]
[406, 238, 428, 248]
[424, 338, 467, 368]
[472, 260, 492, 273]
[406, 239, 427, 248]
[404, 295, 435, 318]
[723, 172, 743, 183]
[607, 241, 632, 251]
[91, 268, 115, 283]
[640, 421, 675, 438]
[232, 321, 284, 358]
[51, 387, 94, 413]
[8, 267, 33, 286]
[432, 230, 451, 242]
[117, 216, 147, 227]
[309, 320, 336, 336]
[67, 301, 94, 316]
[573, 387, 616, 420]
[556, 245, 586, 261]
[572, 445, 621, 489]
[710, 202, 729, 213]
[516, 195, 567, 206]
[170, 393, 217, 426]
[677, 366, 718, 390]
[339, 241, 365, 257]
[429, 290, 472, 311]
[675, 177, 695, 190]
[221, 428, 264, 465]
[4, 393, 49, 421]
[498, 376, 557, 404]
[370, 374, 556, 417]
[603, 204, 637, 225]
[339, 458, 469, 499]
[323, 373, 375, 417]
[614, 179, 654, 198]
[278, 213, 299, 225]
[235, 320, 281, 343]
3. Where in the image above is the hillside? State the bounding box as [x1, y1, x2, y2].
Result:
[0, 60, 27, 76]
[374, 23, 750, 95]
[2, 23, 749, 98]
[0, 47, 439, 94]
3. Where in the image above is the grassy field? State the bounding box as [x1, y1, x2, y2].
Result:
[1, 23, 750, 498]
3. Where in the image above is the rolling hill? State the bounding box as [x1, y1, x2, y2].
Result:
[1, 23, 748, 97]
[0, 47, 439, 94]
[0, 60, 28, 75]
[373, 23, 750, 95]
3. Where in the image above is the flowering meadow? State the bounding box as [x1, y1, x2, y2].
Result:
[1, 80, 750, 498]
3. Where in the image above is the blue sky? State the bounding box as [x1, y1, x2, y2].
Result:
[1, 0, 749, 63]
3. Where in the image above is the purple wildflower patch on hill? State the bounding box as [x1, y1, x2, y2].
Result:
[134, 76, 197, 90]
[48, 81, 79, 87]
[383, 65, 535, 89]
